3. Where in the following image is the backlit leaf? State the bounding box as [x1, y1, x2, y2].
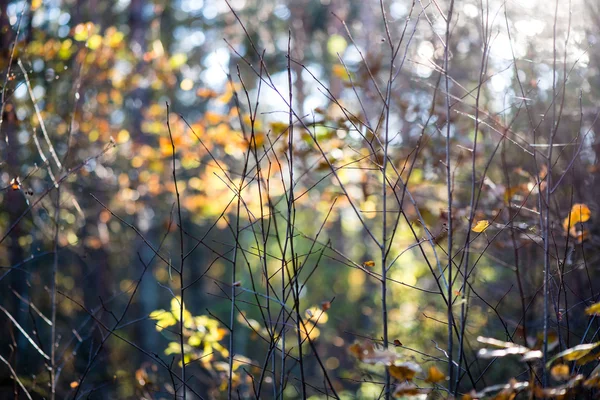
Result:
[563, 203, 591, 232]
[546, 342, 600, 367]
[332, 64, 350, 81]
[472, 220, 490, 233]
[425, 365, 446, 383]
[389, 362, 421, 381]
[550, 364, 570, 381]
[363, 260, 375, 267]
[392, 382, 429, 397]
[586, 302, 600, 316]
[348, 341, 398, 365]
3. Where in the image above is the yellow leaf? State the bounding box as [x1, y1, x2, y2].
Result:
[586, 302, 600, 316]
[205, 111, 223, 125]
[550, 364, 570, 381]
[108, 31, 124, 48]
[547, 342, 600, 367]
[87, 34, 103, 50]
[563, 203, 591, 231]
[425, 365, 446, 383]
[31, 0, 42, 11]
[74, 23, 95, 42]
[70, 381, 79, 389]
[363, 260, 375, 267]
[472, 220, 490, 233]
[169, 53, 188, 69]
[327, 34, 348, 56]
[269, 121, 289, 135]
[571, 203, 591, 223]
[149, 309, 166, 319]
[504, 186, 520, 204]
[188, 334, 201, 347]
[332, 64, 350, 81]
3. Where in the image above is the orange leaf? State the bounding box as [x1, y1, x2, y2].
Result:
[550, 364, 570, 381]
[389, 362, 421, 381]
[332, 64, 350, 81]
[363, 260, 375, 268]
[196, 88, 218, 98]
[563, 203, 591, 231]
[425, 365, 446, 383]
[10, 177, 20, 190]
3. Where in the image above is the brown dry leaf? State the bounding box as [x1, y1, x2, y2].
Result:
[393, 339, 403, 347]
[584, 375, 600, 388]
[362, 348, 398, 365]
[348, 342, 365, 359]
[321, 301, 331, 311]
[392, 382, 429, 397]
[389, 362, 421, 381]
[461, 392, 476, 400]
[504, 186, 520, 204]
[348, 341, 399, 365]
[472, 220, 490, 233]
[425, 365, 446, 383]
[534, 375, 584, 398]
[550, 364, 570, 381]
[539, 164, 548, 180]
[491, 389, 516, 400]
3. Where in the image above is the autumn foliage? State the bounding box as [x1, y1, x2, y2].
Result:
[2, 0, 600, 399]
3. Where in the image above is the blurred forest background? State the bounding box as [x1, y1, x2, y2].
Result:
[2, 0, 600, 399]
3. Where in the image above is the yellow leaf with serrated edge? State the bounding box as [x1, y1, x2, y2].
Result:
[586, 302, 600, 316]
[472, 220, 490, 233]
